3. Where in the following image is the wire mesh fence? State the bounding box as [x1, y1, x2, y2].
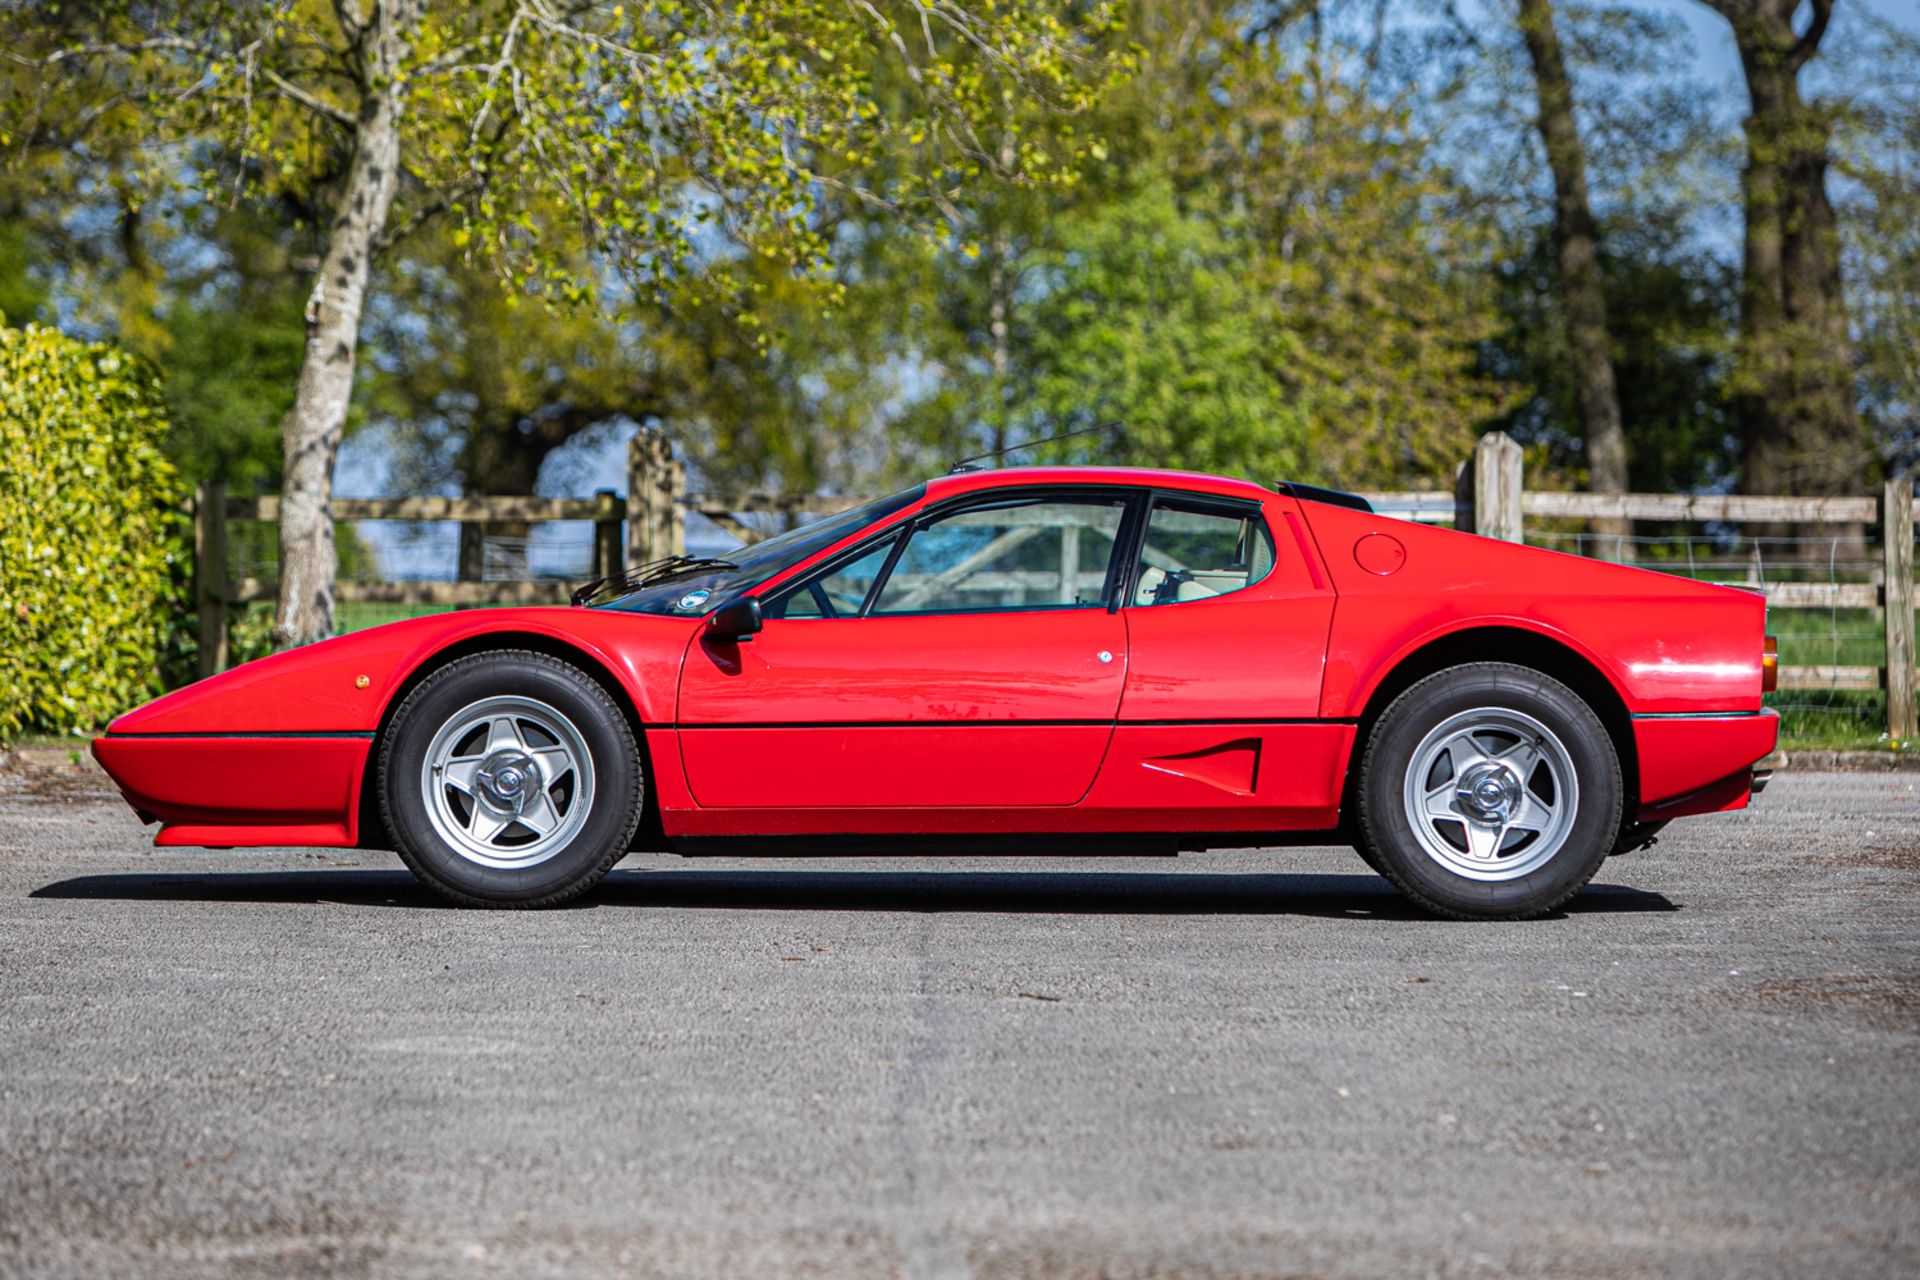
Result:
[217, 505, 1914, 749]
[198, 431, 1918, 752]
[219, 517, 608, 636]
[1522, 527, 1906, 750]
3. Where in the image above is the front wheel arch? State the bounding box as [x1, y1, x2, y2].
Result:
[356, 630, 660, 852]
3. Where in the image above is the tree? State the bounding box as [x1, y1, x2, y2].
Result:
[1516, 0, 1628, 552]
[870, 5, 1506, 488]
[1694, 0, 1861, 500]
[4, 1, 1122, 644]
[1486, 220, 1739, 497]
[1835, 17, 1920, 475]
[1021, 181, 1310, 476]
[1192, 23, 1509, 486]
[368, 220, 681, 578]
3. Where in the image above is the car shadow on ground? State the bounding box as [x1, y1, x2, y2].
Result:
[29, 865, 1677, 919]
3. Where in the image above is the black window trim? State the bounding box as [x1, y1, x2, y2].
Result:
[1120, 490, 1276, 611]
[760, 528, 907, 620]
[765, 484, 1150, 620]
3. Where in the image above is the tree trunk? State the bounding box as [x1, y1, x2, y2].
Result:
[985, 129, 1017, 458]
[272, 3, 418, 646]
[1518, 0, 1631, 560]
[1701, 0, 1862, 550]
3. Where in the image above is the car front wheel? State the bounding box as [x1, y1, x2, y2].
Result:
[379, 650, 644, 907]
[1356, 662, 1622, 920]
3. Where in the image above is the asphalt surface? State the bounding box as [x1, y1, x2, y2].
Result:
[0, 766, 1915, 1280]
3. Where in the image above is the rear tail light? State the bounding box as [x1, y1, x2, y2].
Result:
[1762, 635, 1778, 693]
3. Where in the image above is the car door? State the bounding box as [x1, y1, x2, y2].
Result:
[1081, 491, 1345, 829]
[1118, 492, 1334, 721]
[675, 490, 1138, 809]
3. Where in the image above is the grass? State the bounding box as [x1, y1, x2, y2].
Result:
[3, 733, 90, 753]
[336, 601, 487, 632]
[1763, 607, 1910, 751]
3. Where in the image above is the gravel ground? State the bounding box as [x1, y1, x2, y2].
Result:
[0, 766, 1915, 1280]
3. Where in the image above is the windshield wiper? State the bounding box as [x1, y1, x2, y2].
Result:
[570, 555, 740, 607]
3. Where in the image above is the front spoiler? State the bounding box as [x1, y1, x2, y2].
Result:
[91, 733, 371, 848]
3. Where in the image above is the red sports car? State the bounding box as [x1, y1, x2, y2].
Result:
[92, 466, 1778, 918]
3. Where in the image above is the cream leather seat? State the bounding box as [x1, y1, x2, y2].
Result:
[1134, 524, 1273, 605]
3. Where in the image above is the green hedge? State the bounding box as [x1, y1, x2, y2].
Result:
[0, 323, 184, 738]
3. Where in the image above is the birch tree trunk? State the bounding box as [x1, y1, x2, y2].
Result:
[985, 129, 1018, 458]
[272, 2, 418, 646]
[1518, 0, 1631, 560]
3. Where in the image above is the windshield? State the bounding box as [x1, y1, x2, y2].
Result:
[594, 484, 927, 616]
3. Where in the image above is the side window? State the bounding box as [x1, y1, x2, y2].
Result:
[1133, 502, 1275, 606]
[869, 498, 1127, 616]
[765, 536, 897, 619]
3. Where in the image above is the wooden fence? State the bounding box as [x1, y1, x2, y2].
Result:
[192, 431, 695, 674]
[1453, 432, 1915, 738]
[194, 428, 1919, 739]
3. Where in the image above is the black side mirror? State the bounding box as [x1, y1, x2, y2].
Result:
[705, 596, 764, 641]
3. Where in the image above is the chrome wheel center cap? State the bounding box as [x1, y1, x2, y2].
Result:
[1456, 763, 1522, 823]
[475, 749, 538, 815]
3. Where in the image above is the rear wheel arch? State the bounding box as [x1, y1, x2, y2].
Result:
[1344, 626, 1638, 824]
[357, 631, 661, 852]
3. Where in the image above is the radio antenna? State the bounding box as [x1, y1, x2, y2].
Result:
[948, 421, 1120, 474]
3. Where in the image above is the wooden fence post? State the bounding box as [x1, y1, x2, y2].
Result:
[591, 488, 622, 578]
[1883, 473, 1916, 741]
[1472, 431, 1525, 542]
[625, 429, 682, 568]
[665, 454, 687, 559]
[194, 481, 229, 678]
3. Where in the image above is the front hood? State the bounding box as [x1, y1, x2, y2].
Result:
[109, 607, 695, 735]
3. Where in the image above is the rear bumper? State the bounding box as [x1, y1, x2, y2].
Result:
[90, 733, 372, 848]
[1632, 710, 1779, 822]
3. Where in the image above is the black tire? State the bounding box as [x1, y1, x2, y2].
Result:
[1355, 663, 1622, 921]
[378, 650, 644, 908]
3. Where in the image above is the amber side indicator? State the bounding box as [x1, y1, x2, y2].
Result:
[1762, 635, 1778, 693]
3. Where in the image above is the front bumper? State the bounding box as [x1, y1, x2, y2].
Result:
[91, 733, 372, 848]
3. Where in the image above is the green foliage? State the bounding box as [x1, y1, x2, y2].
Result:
[0, 324, 184, 737]
[0, 2, 1128, 313]
[1487, 223, 1739, 492]
[1837, 17, 1920, 471]
[160, 290, 305, 492]
[1020, 182, 1309, 476]
[870, 11, 1505, 488]
[0, 219, 46, 324]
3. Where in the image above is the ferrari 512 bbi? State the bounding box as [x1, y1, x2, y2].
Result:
[93, 466, 1779, 918]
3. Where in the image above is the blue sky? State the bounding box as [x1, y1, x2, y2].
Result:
[1662, 0, 1919, 87]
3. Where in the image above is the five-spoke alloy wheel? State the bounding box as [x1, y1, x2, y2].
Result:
[1401, 707, 1578, 882]
[380, 651, 643, 907]
[1358, 663, 1621, 920]
[419, 694, 597, 869]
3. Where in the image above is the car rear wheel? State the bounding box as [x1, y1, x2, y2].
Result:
[1356, 663, 1621, 920]
[379, 651, 643, 908]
